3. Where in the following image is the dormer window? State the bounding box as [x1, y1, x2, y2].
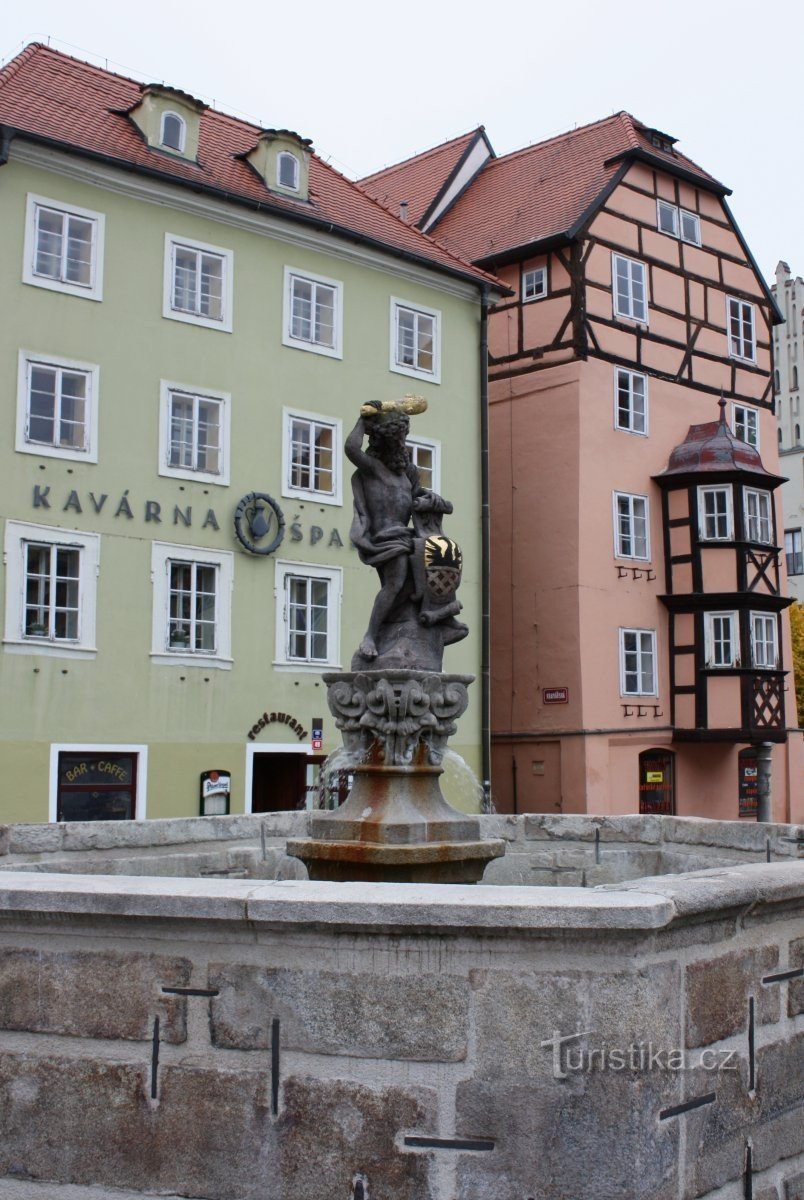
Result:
[278, 152, 299, 191]
[161, 112, 186, 153]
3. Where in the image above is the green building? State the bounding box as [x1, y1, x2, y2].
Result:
[0, 45, 497, 823]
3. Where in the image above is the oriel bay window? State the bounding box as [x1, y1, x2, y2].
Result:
[283, 268, 342, 358]
[17, 352, 99, 462]
[698, 486, 733, 541]
[159, 382, 230, 485]
[619, 628, 657, 696]
[282, 409, 342, 503]
[613, 492, 649, 559]
[705, 612, 740, 668]
[164, 234, 233, 331]
[750, 612, 779, 668]
[150, 543, 233, 667]
[23, 194, 105, 301]
[743, 488, 773, 545]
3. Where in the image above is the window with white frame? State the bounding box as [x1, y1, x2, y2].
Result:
[743, 488, 773, 544]
[785, 528, 803, 575]
[750, 612, 778, 668]
[163, 234, 233, 332]
[705, 612, 740, 667]
[391, 297, 441, 382]
[727, 297, 756, 361]
[282, 409, 342, 504]
[3, 521, 100, 658]
[150, 543, 233, 668]
[698, 485, 733, 541]
[282, 268, 343, 358]
[614, 367, 648, 435]
[274, 561, 342, 669]
[612, 254, 648, 322]
[732, 403, 759, 448]
[522, 266, 547, 301]
[613, 492, 650, 559]
[23, 194, 105, 301]
[278, 152, 299, 190]
[160, 112, 186, 152]
[656, 199, 701, 246]
[16, 351, 99, 463]
[159, 381, 230, 486]
[619, 628, 657, 696]
[406, 435, 441, 492]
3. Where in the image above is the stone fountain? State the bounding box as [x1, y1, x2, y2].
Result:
[287, 397, 504, 883]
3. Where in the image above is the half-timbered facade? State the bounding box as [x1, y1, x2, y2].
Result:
[363, 115, 803, 821]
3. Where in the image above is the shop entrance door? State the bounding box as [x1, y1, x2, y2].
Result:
[638, 749, 675, 814]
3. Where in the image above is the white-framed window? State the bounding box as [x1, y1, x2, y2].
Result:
[613, 492, 650, 560]
[48, 744, 148, 824]
[732, 403, 759, 448]
[22, 194, 105, 301]
[16, 350, 99, 463]
[744, 488, 773, 544]
[727, 297, 756, 362]
[614, 367, 648, 435]
[619, 628, 657, 696]
[163, 234, 233, 332]
[3, 521, 100, 659]
[785, 528, 803, 575]
[160, 112, 186, 153]
[698, 485, 734, 541]
[281, 408, 342, 505]
[390, 297, 441, 383]
[407, 435, 441, 492]
[750, 612, 778, 668]
[612, 254, 648, 323]
[282, 267, 343, 359]
[150, 542, 234, 668]
[656, 199, 701, 246]
[522, 266, 547, 301]
[274, 561, 342, 670]
[278, 152, 300, 191]
[705, 612, 740, 668]
[158, 380, 231, 486]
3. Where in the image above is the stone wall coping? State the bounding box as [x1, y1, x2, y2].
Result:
[0, 863, 800, 932]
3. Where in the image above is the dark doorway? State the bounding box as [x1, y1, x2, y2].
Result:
[638, 749, 675, 815]
[252, 752, 322, 812]
[738, 748, 759, 819]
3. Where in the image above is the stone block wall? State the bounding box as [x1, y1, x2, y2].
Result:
[0, 811, 801, 884]
[0, 864, 800, 1198]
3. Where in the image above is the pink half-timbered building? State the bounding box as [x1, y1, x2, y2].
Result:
[363, 115, 803, 820]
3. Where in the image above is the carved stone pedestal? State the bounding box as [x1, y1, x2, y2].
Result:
[286, 671, 504, 884]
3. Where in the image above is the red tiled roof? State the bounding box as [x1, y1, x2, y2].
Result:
[362, 112, 727, 266]
[0, 44, 499, 290]
[360, 129, 484, 228]
[657, 402, 783, 484]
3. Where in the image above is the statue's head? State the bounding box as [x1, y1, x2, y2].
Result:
[366, 412, 410, 473]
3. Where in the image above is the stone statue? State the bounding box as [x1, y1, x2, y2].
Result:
[345, 397, 467, 672]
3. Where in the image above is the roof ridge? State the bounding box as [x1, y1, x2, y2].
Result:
[0, 41, 45, 92]
[360, 128, 482, 184]
[489, 111, 631, 165]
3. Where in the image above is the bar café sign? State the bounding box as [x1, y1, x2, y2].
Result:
[30, 486, 347, 554]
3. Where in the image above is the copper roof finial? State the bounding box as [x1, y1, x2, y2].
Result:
[718, 391, 727, 423]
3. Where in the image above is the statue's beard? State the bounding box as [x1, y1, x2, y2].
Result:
[367, 442, 409, 473]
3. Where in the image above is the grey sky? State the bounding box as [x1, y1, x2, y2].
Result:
[3, 0, 801, 286]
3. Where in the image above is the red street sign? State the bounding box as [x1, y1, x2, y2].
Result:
[312, 738, 323, 750]
[543, 687, 568, 704]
